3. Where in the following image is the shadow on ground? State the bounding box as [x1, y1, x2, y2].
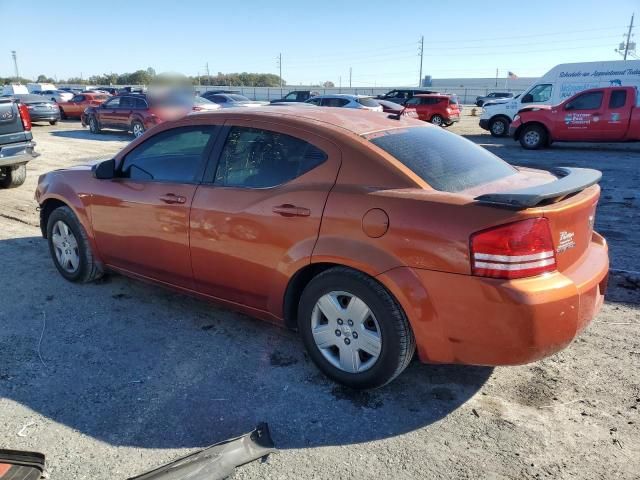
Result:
[0, 236, 493, 451]
[50, 129, 130, 142]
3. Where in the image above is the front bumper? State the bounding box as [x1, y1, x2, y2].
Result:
[0, 140, 39, 167]
[377, 232, 609, 366]
[479, 118, 490, 131]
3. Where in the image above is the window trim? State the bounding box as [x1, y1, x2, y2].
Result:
[116, 125, 221, 185]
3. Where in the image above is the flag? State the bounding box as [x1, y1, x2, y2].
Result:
[508, 71, 518, 80]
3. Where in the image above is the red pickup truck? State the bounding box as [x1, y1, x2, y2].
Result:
[510, 86, 640, 149]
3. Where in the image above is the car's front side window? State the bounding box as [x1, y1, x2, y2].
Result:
[214, 126, 327, 188]
[524, 84, 552, 103]
[104, 97, 120, 108]
[120, 126, 216, 183]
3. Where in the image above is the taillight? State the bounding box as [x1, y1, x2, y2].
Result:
[18, 103, 32, 131]
[470, 218, 556, 279]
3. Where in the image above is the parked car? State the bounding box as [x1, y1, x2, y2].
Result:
[375, 99, 404, 114]
[510, 86, 640, 149]
[37, 89, 74, 103]
[480, 60, 640, 137]
[200, 89, 240, 96]
[201, 93, 264, 108]
[58, 93, 111, 119]
[376, 88, 439, 105]
[475, 92, 513, 107]
[403, 94, 460, 126]
[36, 107, 608, 389]
[95, 87, 119, 96]
[6, 94, 60, 125]
[191, 96, 222, 111]
[1, 84, 29, 96]
[267, 102, 318, 107]
[82, 93, 195, 137]
[0, 97, 38, 188]
[305, 94, 383, 112]
[271, 90, 318, 103]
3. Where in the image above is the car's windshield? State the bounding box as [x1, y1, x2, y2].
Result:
[227, 94, 251, 102]
[366, 126, 516, 192]
[357, 97, 380, 107]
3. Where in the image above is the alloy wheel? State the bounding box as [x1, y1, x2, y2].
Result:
[310, 291, 382, 374]
[133, 123, 144, 137]
[524, 130, 540, 147]
[51, 220, 80, 273]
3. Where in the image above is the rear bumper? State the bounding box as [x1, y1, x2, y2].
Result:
[479, 118, 490, 131]
[0, 140, 38, 167]
[377, 232, 609, 366]
[28, 111, 60, 122]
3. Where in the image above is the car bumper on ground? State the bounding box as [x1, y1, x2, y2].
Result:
[479, 118, 490, 131]
[378, 232, 609, 366]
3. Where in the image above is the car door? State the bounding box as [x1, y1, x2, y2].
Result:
[599, 89, 632, 141]
[68, 95, 85, 116]
[116, 95, 134, 129]
[90, 125, 219, 287]
[554, 90, 605, 141]
[189, 121, 341, 313]
[99, 97, 120, 126]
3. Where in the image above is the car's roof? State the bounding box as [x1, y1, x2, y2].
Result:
[312, 94, 372, 99]
[413, 93, 449, 98]
[183, 106, 423, 136]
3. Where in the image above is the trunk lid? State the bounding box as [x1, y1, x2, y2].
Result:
[469, 166, 601, 273]
[0, 99, 29, 144]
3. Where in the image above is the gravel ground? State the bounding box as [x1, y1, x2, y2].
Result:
[0, 114, 638, 479]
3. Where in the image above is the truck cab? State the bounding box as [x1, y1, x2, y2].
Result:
[510, 86, 640, 149]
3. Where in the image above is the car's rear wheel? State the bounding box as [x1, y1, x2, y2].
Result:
[0, 164, 27, 188]
[430, 114, 444, 126]
[489, 117, 509, 137]
[298, 267, 415, 389]
[131, 120, 145, 138]
[89, 116, 101, 133]
[47, 206, 103, 283]
[519, 124, 547, 150]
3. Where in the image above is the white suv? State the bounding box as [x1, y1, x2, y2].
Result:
[306, 94, 383, 112]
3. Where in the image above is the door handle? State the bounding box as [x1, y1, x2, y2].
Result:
[159, 193, 187, 204]
[272, 204, 311, 217]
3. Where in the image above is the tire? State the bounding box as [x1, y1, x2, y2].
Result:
[131, 120, 145, 138]
[519, 124, 547, 150]
[89, 116, 101, 133]
[59, 108, 67, 120]
[46, 206, 103, 283]
[430, 114, 444, 127]
[49, 120, 58, 125]
[489, 117, 509, 137]
[298, 267, 415, 389]
[0, 164, 27, 188]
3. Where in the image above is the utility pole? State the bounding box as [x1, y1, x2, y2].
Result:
[339, 76, 342, 93]
[418, 35, 424, 87]
[11, 50, 19, 82]
[495, 68, 498, 88]
[349, 67, 352, 88]
[277, 53, 282, 88]
[205, 62, 211, 85]
[624, 13, 635, 60]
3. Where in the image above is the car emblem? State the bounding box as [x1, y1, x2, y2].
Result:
[557, 231, 576, 253]
[0, 110, 14, 120]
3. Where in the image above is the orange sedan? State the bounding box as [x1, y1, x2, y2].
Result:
[58, 92, 110, 119]
[35, 107, 609, 389]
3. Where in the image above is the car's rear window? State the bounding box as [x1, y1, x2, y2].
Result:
[367, 127, 516, 192]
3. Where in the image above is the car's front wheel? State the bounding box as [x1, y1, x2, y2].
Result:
[89, 116, 101, 134]
[0, 164, 27, 188]
[489, 117, 509, 137]
[47, 206, 103, 283]
[519, 124, 547, 150]
[298, 267, 415, 389]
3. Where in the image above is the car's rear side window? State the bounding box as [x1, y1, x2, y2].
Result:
[367, 127, 516, 192]
[609, 90, 627, 109]
[214, 126, 327, 188]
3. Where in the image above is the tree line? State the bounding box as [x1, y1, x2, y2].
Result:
[2, 68, 288, 87]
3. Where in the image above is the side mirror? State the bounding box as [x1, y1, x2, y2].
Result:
[93, 159, 115, 179]
[522, 94, 533, 103]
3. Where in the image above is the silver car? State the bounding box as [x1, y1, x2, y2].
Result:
[37, 89, 74, 103]
[305, 94, 383, 112]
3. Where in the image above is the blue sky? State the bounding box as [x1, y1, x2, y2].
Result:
[1, 0, 637, 86]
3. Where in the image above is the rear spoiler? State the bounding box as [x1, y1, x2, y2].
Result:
[475, 167, 602, 209]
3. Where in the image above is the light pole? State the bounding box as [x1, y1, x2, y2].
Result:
[11, 50, 19, 82]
